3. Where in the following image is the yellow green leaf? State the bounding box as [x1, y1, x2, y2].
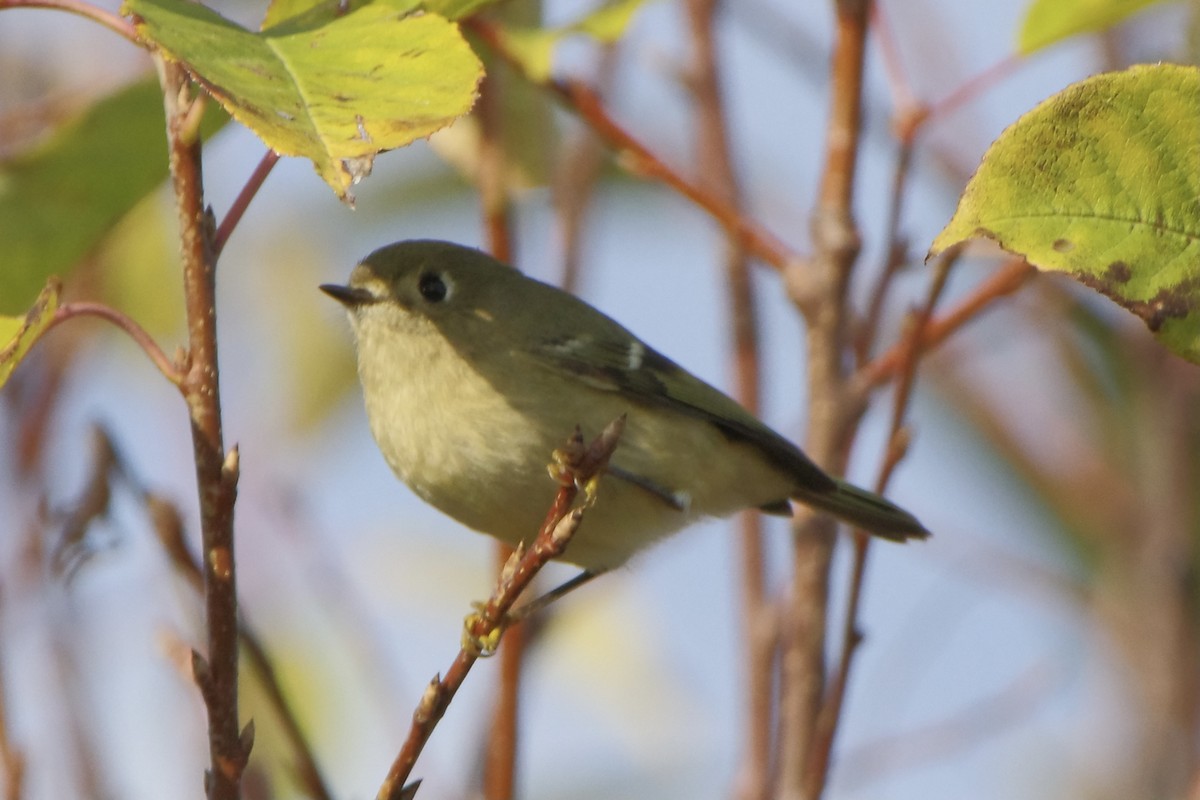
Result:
[260, 240, 358, 431]
[496, 0, 646, 83]
[97, 196, 185, 340]
[1017, 0, 1166, 55]
[126, 0, 484, 200]
[430, 0, 556, 188]
[930, 64, 1200, 363]
[574, 0, 644, 40]
[260, 0, 495, 30]
[0, 279, 61, 390]
[0, 78, 226, 315]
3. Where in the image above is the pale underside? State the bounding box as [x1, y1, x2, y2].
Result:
[352, 304, 795, 571]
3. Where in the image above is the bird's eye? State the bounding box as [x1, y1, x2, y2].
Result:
[418, 272, 448, 303]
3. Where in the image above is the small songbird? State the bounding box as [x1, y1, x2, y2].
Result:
[321, 240, 928, 573]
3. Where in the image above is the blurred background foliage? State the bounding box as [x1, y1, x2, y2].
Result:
[1, 0, 1199, 798]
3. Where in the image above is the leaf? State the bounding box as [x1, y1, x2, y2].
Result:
[496, 0, 647, 83]
[1017, 0, 1166, 55]
[258, 239, 358, 431]
[97, 196, 185, 339]
[126, 0, 484, 200]
[930, 64, 1200, 364]
[0, 279, 60, 390]
[0, 78, 226, 316]
[430, 0, 557, 188]
[260, 0, 495, 30]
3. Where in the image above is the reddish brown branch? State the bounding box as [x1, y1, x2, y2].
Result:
[807, 250, 954, 790]
[50, 302, 182, 387]
[682, 1, 773, 797]
[927, 54, 1023, 125]
[862, 256, 1036, 388]
[816, 1, 869, 214]
[476, 66, 523, 800]
[855, 140, 915, 364]
[376, 419, 626, 800]
[552, 78, 795, 271]
[146, 495, 334, 800]
[0, 0, 138, 43]
[214, 150, 279, 258]
[463, 17, 799, 273]
[779, 3, 873, 798]
[156, 56, 245, 800]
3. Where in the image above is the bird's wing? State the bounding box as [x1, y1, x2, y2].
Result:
[521, 333, 836, 493]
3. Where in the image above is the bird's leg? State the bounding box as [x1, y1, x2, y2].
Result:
[461, 570, 603, 656]
[607, 466, 690, 511]
[509, 569, 605, 622]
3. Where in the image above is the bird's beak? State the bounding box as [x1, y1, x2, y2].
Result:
[320, 283, 376, 308]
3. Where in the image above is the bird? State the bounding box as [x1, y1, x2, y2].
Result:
[321, 239, 928, 575]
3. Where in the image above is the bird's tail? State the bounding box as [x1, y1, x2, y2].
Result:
[793, 480, 929, 542]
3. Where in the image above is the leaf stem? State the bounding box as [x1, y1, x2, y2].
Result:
[51, 302, 182, 387]
[0, 0, 139, 44]
[213, 150, 279, 258]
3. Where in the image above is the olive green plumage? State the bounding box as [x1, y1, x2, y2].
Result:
[323, 240, 927, 570]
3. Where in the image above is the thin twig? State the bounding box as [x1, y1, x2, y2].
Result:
[49, 426, 118, 580]
[375, 419, 626, 800]
[0, 642, 24, 800]
[476, 66, 524, 800]
[869, 2, 917, 113]
[926, 54, 1023, 125]
[838, 660, 1062, 791]
[146, 495, 335, 800]
[855, 139, 915, 364]
[156, 55, 246, 800]
[463, 17, 800, 273]
[682, 1, 773, 797]
[552, 45, 617, 295]
[777, 2, 873, 798]
[213, 150, 279, 258]
[806, 249, 954, 790]
[0, 0, 139, 43]
[50, 302, 182, 387]
[862, 256, 1036, 388]
[871, 3, 1022, 129]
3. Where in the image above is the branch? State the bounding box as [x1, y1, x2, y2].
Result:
[838, 660, 1061, 791]
[855, 138, 916, 364]
[463, 17, 800, 273]
[806, 248, 955, 789]
[476, 66, 523, 800]
[145, 496, 335, 800]
[50, 302, 182, 387]
[375, 418, 626, 800]
[862, 256, 1036, 389]
[0, 0, 138, 44]
[780, 2, 872, 798]
[213, 150, 279, 258]
[927, 54, 1023, 125]
[156, 55, 246, 800]
[551, 45, 616, 295]
[681, 1, 772, 797]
